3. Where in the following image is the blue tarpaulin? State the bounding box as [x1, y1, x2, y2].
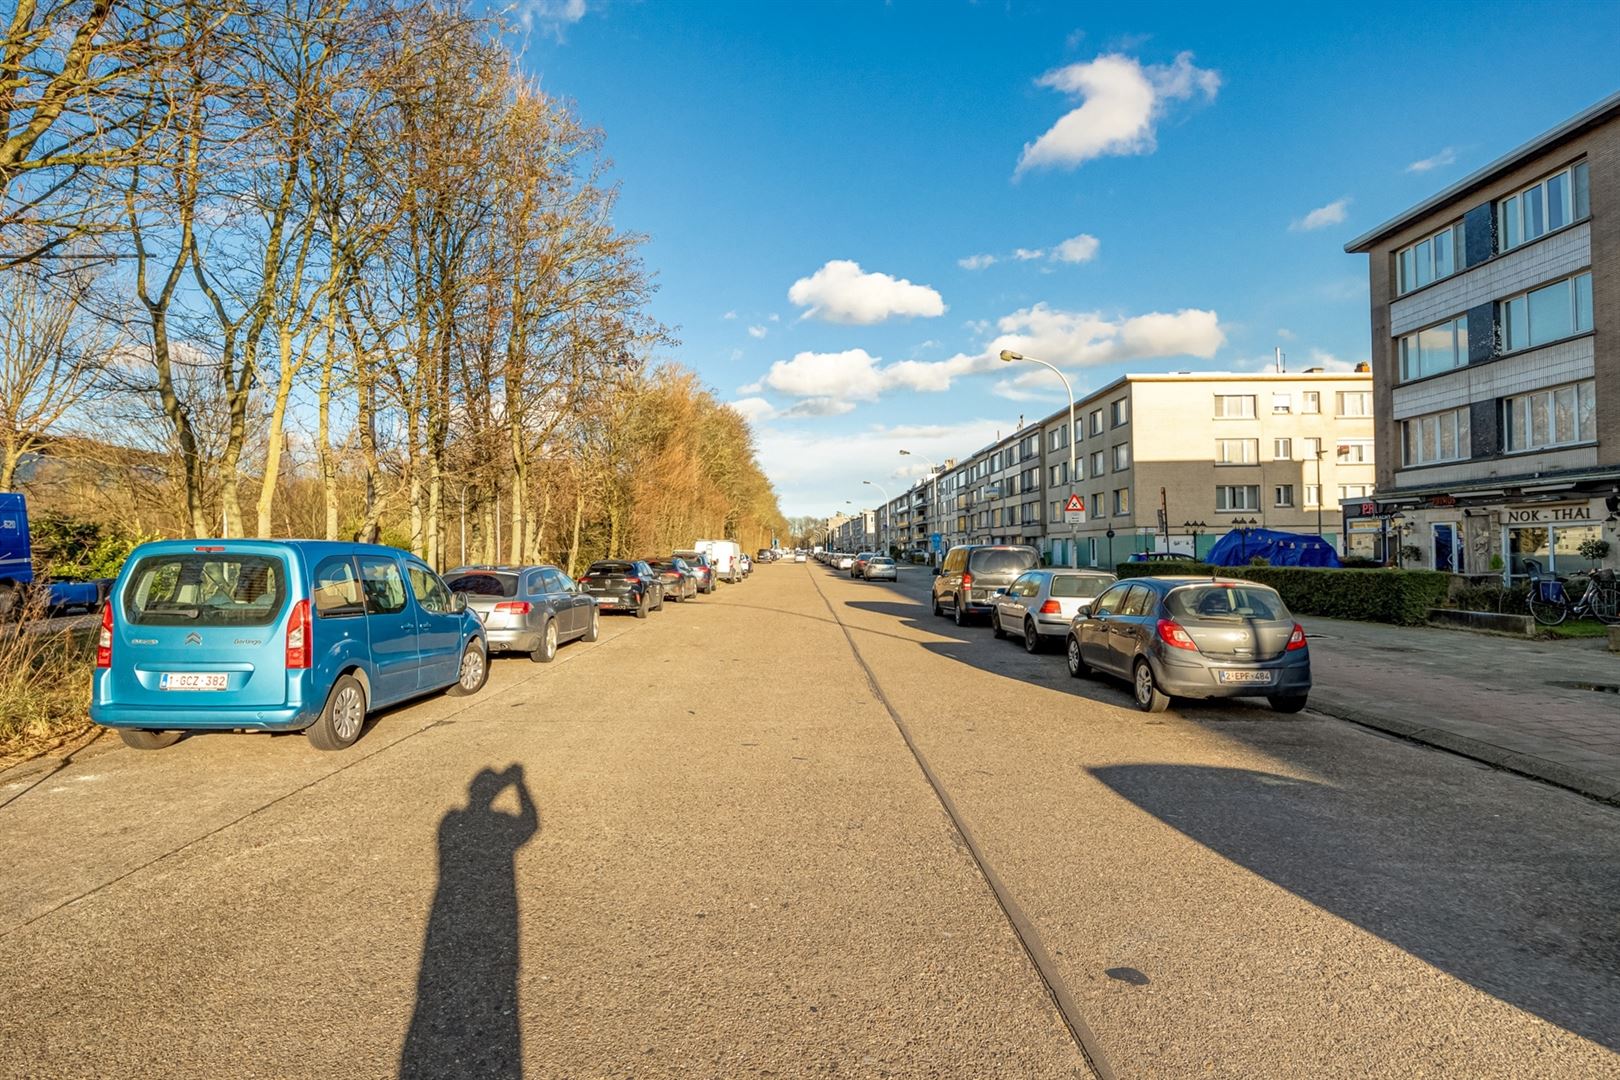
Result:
[1205, 528, 1342, 568]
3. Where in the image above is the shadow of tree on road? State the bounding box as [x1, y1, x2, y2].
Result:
[1091, 763, 1620, 1052]
[401, 764, 539, 1079]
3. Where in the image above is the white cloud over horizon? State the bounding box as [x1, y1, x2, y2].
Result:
[1017, 51, 1219, 174]
[958, 253, 998, 270]
[1292, 197, 1351, 232]
[788, 260, 946, 324]
[1406, 147, 1457, 174]
[958, 233, 1101, 270]
[1051, 233, 1100, 263]
[747, 324, 768, 339]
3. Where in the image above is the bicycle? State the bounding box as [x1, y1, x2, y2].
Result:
[1526, 568, 1620, 626]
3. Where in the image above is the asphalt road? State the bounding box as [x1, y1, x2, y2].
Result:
[0, 562, 1616, 1078]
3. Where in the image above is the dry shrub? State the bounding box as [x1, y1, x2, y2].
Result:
[0, 592, 97, 759]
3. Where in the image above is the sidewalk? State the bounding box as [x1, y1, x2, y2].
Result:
[1302, 617, 1620, 804]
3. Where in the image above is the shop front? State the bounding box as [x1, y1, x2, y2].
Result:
[1346, 493, 1619, 580]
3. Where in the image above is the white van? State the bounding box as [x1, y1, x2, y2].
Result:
[696, 539, 743, 583]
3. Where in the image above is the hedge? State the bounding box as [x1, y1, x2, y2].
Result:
[1113, 562, 1452, 626]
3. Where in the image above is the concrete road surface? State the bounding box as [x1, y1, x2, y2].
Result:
[0, 561, 1616, 1078]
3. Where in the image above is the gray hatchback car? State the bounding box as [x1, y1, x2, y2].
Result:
[1065, 577, 1310, 713]
[445, 565, 599, 663]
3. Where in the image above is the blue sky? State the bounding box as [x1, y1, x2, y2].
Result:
[517, 0, 1620, 518]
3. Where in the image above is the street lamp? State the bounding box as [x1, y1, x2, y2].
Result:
[899, 449, 940, 566]
[1232, 516, 1259, 561]
[1182, 519, 1208, 561]
[999, 349, 1078, 568]
[863, 480, 890, 553]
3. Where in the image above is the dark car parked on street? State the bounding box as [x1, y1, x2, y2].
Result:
[672, 550, 717, 594]
[581, 560, 665, 618]
[645, 557, 698, 602]
[445, 564, 599, 662]
[931, 544, 1040, 627]
[1065, 576, 1310, 713]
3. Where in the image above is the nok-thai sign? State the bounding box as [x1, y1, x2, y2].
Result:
[1505, 502, 1595, 524]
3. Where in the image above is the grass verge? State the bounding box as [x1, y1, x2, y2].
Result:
[0, 605, 97, 767]
[1539, 620, 1614, 640]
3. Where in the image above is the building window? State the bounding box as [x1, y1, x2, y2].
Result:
[1272, 392, 1292, 414]
[1500, 271, 1593, 353]
[1049, 500, 1062, 522]
[1090, 449, 1104, 477]
[1397, 222, 1464, 294]
[1216, 438, 1259, 465]
[1398, 315, 1468, 382]
[1274, 437, 1293, 459]
[1302, 391, 1320, 414]
[1336, 438, 1373, 464]
[1112, 443, 1130, 471]
[1089, 408, 1103, 436]
[1339, 484, 1372, 501]
[1337, 390, 1373, 417]
[1049, 426, 1067, 452]
[1113, 488, 1130, 515]
[1092, 492, 1104, 520]
[1111, 398, 1129, 427]
[1049, 462, 1068, 486]
[1215, 485, 1261, 511]
[1502, 380, 1596, 453]
[1498, 161, 1589, 252]
[1213, 394, 1256, 419]
[1303, 437, 1322, 457]
[1274, 485, 1295, 508]
[1021, 434, 1039, 458]
[1401, 406, 1471, 466]
[1304, 484, 1321, 507]
[1022, 501, 1041, 525]
[1020, 467, 1039, 494]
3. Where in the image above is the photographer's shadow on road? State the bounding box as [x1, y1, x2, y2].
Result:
[401, 765, 540, 1080]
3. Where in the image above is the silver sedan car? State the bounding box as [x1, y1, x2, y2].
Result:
[990, 568, 1116, 653]
[444, 564, 599, 663]
[862, 556, 898, 581]
[1065, 577, 1311, 713]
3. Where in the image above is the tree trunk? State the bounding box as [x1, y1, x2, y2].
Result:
[317, 339, 338, 540]
[566, 487, 583, 577]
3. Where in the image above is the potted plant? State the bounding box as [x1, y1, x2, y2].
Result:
[1578, 537, 1611, 562]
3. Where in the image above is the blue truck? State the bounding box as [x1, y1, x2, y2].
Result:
[0, 493, 109, 616]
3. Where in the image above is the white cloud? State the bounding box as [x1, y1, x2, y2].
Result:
[1305, 348, 1362, 373]
[727, 397, 777, 423]
[722, 311, 738, 320]
[1276, 327, 1296, 341]
[516, 0, 585, 39]
[992, 378, 1065, 403]
[768, 313, 780, 322]
[1017, 51, 1219, 174]
[958, 253, 998, 270]
[1406, 147, 1457, 174]
[781, 398, 856, 418]
[1292, 197, 1351, 232]
[745, 304, 1225, 413]
[787, 260, 947, 325]
[1013, 247, 1045, 261]
[747, 324, 768, 339]
[1050, 233, 1100, 264]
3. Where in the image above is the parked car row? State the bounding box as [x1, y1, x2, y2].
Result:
[924, 543, 1313, 715]
[89, 536, 760, 755]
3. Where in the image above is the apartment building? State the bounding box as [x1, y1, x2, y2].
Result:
[1345, 91, 1620, 579]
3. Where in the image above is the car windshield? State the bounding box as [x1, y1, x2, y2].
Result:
[1166, 585, 1290, 622]
[969, 549, 1037, 576]
[586, 562, 635, 576]
[445, 572, 517, 597]
[1050, 574, 1110, 598]
[123, 553, 288, 626]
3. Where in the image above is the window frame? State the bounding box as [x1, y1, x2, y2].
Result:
[1213, 394, 1257, 419]
[1215, 438, 1260, 466]
[1215, 484, 1262, 512]
[1502, 380, 1596, 454]
[1498, 270, 1593, 354]
[1498, 161, 1589, 254]
[1274, 485, 1295, 508]
[1396, 222, 1464, 294]
[1400, 407, 1472, 468]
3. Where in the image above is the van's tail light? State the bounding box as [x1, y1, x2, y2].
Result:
[1156, 619, 1198, 651]
[494, 601, 531, 614]
[1286, 623, 1308, 651]
[1039, 600, 1062, 615]
[95, 601, 113, 668]
[961, 571, 974, 588]
[285, 599, 312, 669]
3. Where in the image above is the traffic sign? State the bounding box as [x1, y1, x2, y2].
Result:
[1063, 493, 1086, 525]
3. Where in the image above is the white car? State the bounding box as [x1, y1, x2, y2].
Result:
[991, 569, 1117, 653]
[794, 552, 807, 563]
[836, 554, 855, 570]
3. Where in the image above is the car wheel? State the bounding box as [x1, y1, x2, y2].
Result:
[1133, 659, 1170, 713]
[991, 611, 1005, 638]
[1023, 618, 1041, 654]
[953, 595, 967, 627]
[306, 674, 367, 750]
[635, 595, 649, 619]
[582, 607, 600, 642]
[119, 728, 182, 750]
[1066, 635, 1090, 679]
[448, 641, 488, 696]
[932, 592, 944, 618]
[1268, 694, 1309, 714]
[531, 619, 558, 663]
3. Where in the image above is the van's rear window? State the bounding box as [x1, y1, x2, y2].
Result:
[968, 549, 1037, 576]
[123, 554, 288, 626]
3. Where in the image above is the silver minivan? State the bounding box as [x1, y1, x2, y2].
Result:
[931, 545, 1039, 626]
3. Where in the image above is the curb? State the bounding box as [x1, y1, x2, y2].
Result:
[1307, 693, 1620, 807]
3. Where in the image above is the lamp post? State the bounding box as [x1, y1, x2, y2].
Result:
[1314, 446, 1327, 538]
[999, 349, 1077, 568]
[1182, 519, 1208, 561]
[862, 480, 890, 553]
[899, 449, 940, 566]
[1105, 526, 1116, 567]
[1232, 516, 1258, 561]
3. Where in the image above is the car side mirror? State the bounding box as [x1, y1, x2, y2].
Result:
[452, 591, 468, 613]
[991, 587, 1007, 597]
[1076, 604, 1091, 618]
[932, 568, 941, 577]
